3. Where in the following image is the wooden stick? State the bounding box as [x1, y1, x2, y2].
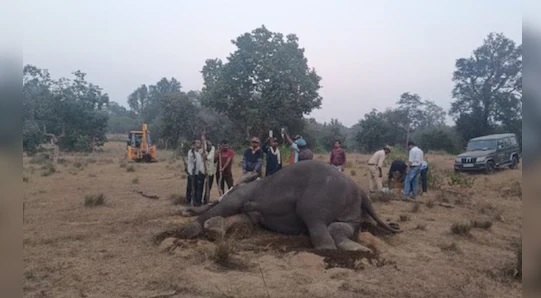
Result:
[201, 130, 210, 203]
[217, 150, 224, 196]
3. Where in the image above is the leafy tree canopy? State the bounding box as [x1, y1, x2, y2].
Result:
[23, 65, 109, 153]
[449, 32, 522, 144]
[201, 25, 322, 140]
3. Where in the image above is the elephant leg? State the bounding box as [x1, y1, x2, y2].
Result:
[305, 222, 337, 250]
[328, 222, 372, 253]
[203, 216, 227, 240]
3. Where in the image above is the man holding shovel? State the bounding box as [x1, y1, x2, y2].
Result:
[215, 139, 235, 195]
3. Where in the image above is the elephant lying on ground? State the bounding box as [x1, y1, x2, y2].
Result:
[179, 160, 400, 251]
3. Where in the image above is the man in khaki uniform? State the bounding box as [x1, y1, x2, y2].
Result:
[367, 145, 392, 192]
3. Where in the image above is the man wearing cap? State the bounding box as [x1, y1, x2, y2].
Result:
[367, 145, 392, 192]
[262, 136, 282, 176]
[284, 132, 313, 164]
[242, 137, 264, 176]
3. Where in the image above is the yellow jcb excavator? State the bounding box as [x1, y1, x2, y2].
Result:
[126, 123, 157, 162]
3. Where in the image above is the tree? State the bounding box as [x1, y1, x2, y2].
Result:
[23, 65, 53, 153]
[127, 84, 149, 116]
[396, 92, 447, 145]
[201, 25, 322, 140]
[355, 109, 405, 152]
[106, 102, 138, 134]
[415, 126, 461, 154]
[320, 119, 347, 151]
[449, 32, 522, 143]
[159, 92, 199, 147]
[419, 100, 446, 129]
[23, 65, 110, 153]
[127, 78, 182, 124]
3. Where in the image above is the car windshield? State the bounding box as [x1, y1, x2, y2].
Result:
[466, 140, 497, 151]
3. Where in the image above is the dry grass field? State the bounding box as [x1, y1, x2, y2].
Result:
[23, 141, 522, 298]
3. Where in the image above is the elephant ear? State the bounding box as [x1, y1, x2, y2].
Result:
[217, 172, 260, 202]
[236, 172, 259, 185]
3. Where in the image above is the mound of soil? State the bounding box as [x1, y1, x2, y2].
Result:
[155, 226, 395, 271]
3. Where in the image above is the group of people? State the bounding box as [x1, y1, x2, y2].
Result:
[184, 132, 428, 206]
[184, 131, 318, 206]
[367, 141, 429, 200]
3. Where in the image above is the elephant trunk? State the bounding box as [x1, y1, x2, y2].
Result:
[195, 190, 251, 225]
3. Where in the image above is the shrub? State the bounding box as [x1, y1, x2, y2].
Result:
[169, 194, 186, 205]
[41, 163, 56, 177]
[448, 172, 475, 188]
[399, 214, 410, 222]
[472, 220, 492, 230]
[84, 193, 106, 207]
[450, 222, 472, 236]
[427, 165, 444, 190]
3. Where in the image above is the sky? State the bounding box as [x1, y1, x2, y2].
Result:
[22, 0, 522, 127]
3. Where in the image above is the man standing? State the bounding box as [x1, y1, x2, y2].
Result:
[262, 137, 282, 176]
[284, 132, 313, 164]
[403, 141, 424, 200]
[186, 140, 205, 206]
[419, 160, 429, 195]
[203, 140, 216, 203]
[367, 145, 392, 192]
[242, 137, 264, 176]
[329, 140, 346, 172]
[215, 140, 235, 195]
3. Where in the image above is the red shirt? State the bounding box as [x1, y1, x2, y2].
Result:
[330, 148, 346, 166]
[217, 149, 235, 176]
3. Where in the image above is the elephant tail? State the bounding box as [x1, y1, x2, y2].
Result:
[361, 192, 401, 234]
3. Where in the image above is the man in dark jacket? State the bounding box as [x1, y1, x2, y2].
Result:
[242, 137, 264, 176]
[262, 137, 282, 176]
[387, 159, 407, 189]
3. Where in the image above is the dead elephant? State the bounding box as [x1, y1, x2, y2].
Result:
[180, 160, 400, 251]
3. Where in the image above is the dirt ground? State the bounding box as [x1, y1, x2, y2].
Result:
[23, 141, 522, 298]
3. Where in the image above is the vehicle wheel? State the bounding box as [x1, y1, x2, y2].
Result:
[143, 154, 152, 162]
[485, 161, 495, 174]
[509, 155, 519, 169]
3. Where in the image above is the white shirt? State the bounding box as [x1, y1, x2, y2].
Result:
[205, 146, 216, 175]
[409, 146, 424, 166]
[187, 148, 205, 175]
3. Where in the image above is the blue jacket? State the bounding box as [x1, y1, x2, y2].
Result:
[242, 148, 263, 174]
